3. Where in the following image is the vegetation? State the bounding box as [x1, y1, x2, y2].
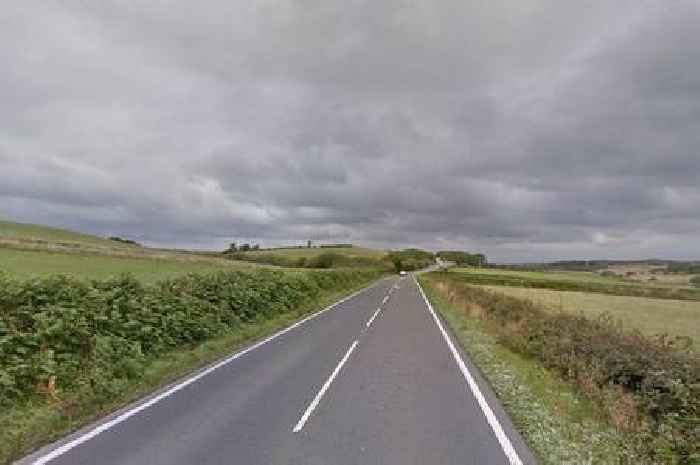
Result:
[479, 286, 699, 349]
[445, 268, 700, 301]
[422, 273, 699, 464]
[421, 281, 645, 464]
[222, 244, 389, 269]
[690, 276, 700, 288]
[435, 250, 487, 266]
[387, 249, 434, 272]
[0, 268, 382, 462]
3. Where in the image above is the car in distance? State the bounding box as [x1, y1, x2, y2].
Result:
[399, 271, 407, 277]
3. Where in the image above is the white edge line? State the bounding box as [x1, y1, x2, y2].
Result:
[293, 340, 359, 433]
[32, 283, 380, 465]
[366, 307, 382, 328]
[413, 277, 524, 465]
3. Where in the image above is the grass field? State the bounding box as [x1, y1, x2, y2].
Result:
[480, 285, 699, 348]
[0, 248, 256, 283]
[446, 266, 700, 301]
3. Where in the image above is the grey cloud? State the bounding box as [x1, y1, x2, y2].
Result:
[1, 1, 699, 261]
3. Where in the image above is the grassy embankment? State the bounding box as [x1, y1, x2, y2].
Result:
[421, 270, 699, 464]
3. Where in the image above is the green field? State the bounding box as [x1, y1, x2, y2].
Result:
[480, 285, 700, 347]
[446, 266, 700, 301]
[0, 248, 256, 283]
[452, 267, 630, 285]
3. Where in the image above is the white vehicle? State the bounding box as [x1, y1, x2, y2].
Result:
[399, 271, 407, 277]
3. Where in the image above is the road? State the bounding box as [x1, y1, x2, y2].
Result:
[21, 276, 536, 465]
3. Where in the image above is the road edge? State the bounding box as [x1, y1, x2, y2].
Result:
[414, 274, 539, 465]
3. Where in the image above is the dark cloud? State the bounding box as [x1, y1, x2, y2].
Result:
[1, 1, 699, 261]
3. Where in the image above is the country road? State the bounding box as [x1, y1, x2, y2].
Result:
[20, 276, 536, 465]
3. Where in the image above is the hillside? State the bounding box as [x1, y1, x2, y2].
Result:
[0, 219, 256, 282]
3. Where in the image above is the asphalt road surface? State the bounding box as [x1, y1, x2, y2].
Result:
[21, 276, 537, 465]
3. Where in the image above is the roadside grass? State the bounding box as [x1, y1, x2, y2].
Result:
[0, 274, 384, 464]
[479, 285, 699, 349]
[420, 278, 648, 465]
[0, 248, 256, 283]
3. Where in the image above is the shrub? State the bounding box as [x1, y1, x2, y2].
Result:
[0, 269, 381, 407]
[690, 276, 700, 288]
[387, 249, 434, 272]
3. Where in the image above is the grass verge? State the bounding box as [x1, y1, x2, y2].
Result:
[0, 274, 383, 464]
[420, 276, 650, 465]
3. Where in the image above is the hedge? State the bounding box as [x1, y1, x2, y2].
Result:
[0, 269, 381, 406]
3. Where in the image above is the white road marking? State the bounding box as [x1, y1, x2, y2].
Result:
[293, 340, 359, 433]
[31, 283, 382, 465]
[382, 295, 389, 305]
[414, 277, 524, 465]
[366, 307, 382, 328]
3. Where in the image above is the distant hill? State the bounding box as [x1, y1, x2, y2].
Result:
[0, 219, 137, 249]
[493, 259, 699, 272]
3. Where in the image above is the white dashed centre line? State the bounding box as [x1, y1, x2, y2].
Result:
[293, 340, 360, 433]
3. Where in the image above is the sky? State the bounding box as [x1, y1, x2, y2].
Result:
[1, 1, 699, 262]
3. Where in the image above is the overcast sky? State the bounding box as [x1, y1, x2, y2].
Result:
[1, 1, 699, 262]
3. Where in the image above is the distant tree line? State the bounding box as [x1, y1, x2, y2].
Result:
[436, 251, 487, 267]
[667, 262, 700, 274]
[108, 236, 141, 246]
[224, 242, 260, 253]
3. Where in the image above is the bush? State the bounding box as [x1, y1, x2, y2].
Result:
[436, 251, 487, 266]
[388, 249, 434, 272]
[690, 276, 700, 288]
[0, 269, 381, 407]
[423, 274, 700, 464]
